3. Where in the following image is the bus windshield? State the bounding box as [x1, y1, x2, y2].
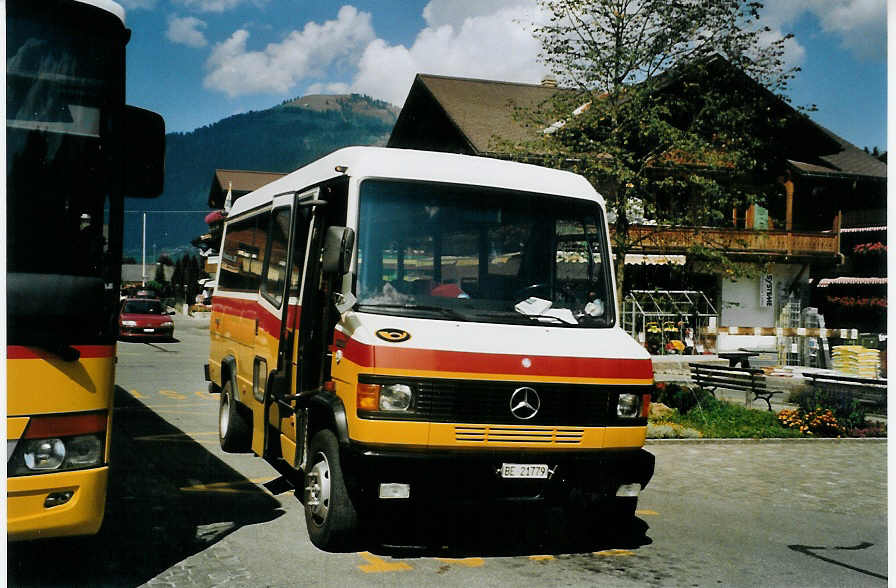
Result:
[6, 5, 125, 345]
[356, 179, 614, 327]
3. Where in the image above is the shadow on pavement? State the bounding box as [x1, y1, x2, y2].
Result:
[8, 387, 285, 587]
[364, 499, 652, 558]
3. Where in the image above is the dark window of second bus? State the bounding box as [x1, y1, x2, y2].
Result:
[219, 214, 266, 292]
[261, 207, 294, 307]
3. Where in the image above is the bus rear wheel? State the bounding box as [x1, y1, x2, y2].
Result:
[219, 379, 251, 452]
[303, 429, 359, 551]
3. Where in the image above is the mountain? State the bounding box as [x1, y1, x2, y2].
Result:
[123, 94, 399, 258]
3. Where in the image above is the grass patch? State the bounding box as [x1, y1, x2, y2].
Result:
[656, 395, 803, 439]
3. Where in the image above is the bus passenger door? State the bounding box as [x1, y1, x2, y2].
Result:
[264, 195, 314, 462]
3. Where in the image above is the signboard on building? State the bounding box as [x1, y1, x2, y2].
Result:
[759, 273, 774, 308]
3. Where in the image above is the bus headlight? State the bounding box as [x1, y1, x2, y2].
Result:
[8, 412, 107, 476]
[617, 393, 641, 418]
[380, 384, 413, 411]
[23, 438, 66, 470]
[357, 382, 415, 413]
[65, 435, 103, 468]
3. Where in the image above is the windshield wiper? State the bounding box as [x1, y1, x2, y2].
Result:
[356, 303, 471, 322]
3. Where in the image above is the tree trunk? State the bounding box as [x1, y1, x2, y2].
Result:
[614, 244, 626, 320]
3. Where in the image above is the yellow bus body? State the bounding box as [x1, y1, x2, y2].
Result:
[7, 347, 115, 541]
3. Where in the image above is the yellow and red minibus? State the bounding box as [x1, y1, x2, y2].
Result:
[206, 146, 655, 550]
[6, 0, 164, 540]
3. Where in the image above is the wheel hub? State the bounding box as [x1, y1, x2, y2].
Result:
[305, 453, 331, 525]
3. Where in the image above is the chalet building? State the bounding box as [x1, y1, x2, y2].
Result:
[194, 169, 286, 278]
[387, 62, 886, 355]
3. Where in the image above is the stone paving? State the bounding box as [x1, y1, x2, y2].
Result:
[645, 439, 887, 518]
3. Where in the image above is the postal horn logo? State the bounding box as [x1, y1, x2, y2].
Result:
[376, 328, 411, 343]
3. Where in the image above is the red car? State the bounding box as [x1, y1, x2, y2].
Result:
[119, 298, 175, 341]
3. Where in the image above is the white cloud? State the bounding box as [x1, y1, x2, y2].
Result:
[204, 6, 376, 97]
[167, 15, 208, 48]
[350, 4, 548, 106]
[116, 0, 159, 10]
[421, 0, 530, 28]
[174, 0, 249, 13]
[761, 0, 885, 60]
[306, 82, 352, 95]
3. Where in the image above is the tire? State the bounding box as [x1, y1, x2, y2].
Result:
[219, 379, 251, 453]
[303, 429, 359, 551]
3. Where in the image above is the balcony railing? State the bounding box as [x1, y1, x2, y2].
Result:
[617, 225, 840, 258]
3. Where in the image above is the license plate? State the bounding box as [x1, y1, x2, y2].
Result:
[500, 463, 549, 479]
[143, 328, 155, 333]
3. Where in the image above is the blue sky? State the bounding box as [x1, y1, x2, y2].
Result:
[119, 0, 887, 151]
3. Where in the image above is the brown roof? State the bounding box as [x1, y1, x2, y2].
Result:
[208, 169, 286, 208]
[392, 67, 886, 181]
[788, 126, 886, 180]
[399, 74, 566, 153]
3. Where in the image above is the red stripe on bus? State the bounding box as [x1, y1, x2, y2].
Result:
[212, 295, 301, 337]
[340, 335, 653, 379]
[24, 411, 108, 438]
[7, 345, 115, 360]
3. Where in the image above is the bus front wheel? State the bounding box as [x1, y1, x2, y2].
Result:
[303, 429, 359, 551]
[219, 379, 251, 452]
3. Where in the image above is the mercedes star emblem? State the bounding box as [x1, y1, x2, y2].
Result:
[509, 387, 541, 420]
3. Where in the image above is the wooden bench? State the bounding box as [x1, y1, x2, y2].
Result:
[804, 373, 887, 412]
[689, 363, 781, 411]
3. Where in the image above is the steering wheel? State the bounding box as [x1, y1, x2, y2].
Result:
[513, 283, 549, 301]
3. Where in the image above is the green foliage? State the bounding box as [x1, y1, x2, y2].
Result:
[144, 280, 167, 296]
[653, 382, 715, 414]
[647, 422, 702, 439]
[513, 0, 799, 297]
[663, 398, 803, 438]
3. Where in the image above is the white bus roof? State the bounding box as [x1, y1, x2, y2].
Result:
[229, 147, 603, 217]
[75, 0, 126, 25]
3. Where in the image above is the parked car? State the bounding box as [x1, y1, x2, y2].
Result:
[119, 298, 175, 341]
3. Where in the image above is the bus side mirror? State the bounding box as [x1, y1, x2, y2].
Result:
[322, 226, 355, 275]
[123, 105, 165, 198]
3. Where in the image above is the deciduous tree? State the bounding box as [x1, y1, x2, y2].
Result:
[520, 0, 799, 302]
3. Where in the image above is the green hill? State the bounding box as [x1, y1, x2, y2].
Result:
[123, 94, 398, 258]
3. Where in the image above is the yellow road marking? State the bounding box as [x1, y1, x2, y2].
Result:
[180, 478, 271, 494]
[529, 555, 554, 561]
[196, 390, 214, 398]
[160, 389, 187, 400]
[436, 558, 485, 567]
[636, 509, 659, 516]
[134, 432, 217, 440]
[129, 389, 143, 398]
[594, 549, 635, 557]
[358, 552, 412, 573]
[117, 402, 210, 410]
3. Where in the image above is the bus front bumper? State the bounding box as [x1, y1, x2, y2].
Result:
[7, 466, 108, 541]
[342, 444, 655, 506]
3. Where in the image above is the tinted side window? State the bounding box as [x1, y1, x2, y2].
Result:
[261, 208, 292, 307]
[219, 213, 267, 292]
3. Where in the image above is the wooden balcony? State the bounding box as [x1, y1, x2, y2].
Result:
[618, 225, 840, 259]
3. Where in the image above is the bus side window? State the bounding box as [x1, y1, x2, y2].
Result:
[219, 215, 263, 293]
[261, 208, 291, 307]
[290, 206, 312, 297]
